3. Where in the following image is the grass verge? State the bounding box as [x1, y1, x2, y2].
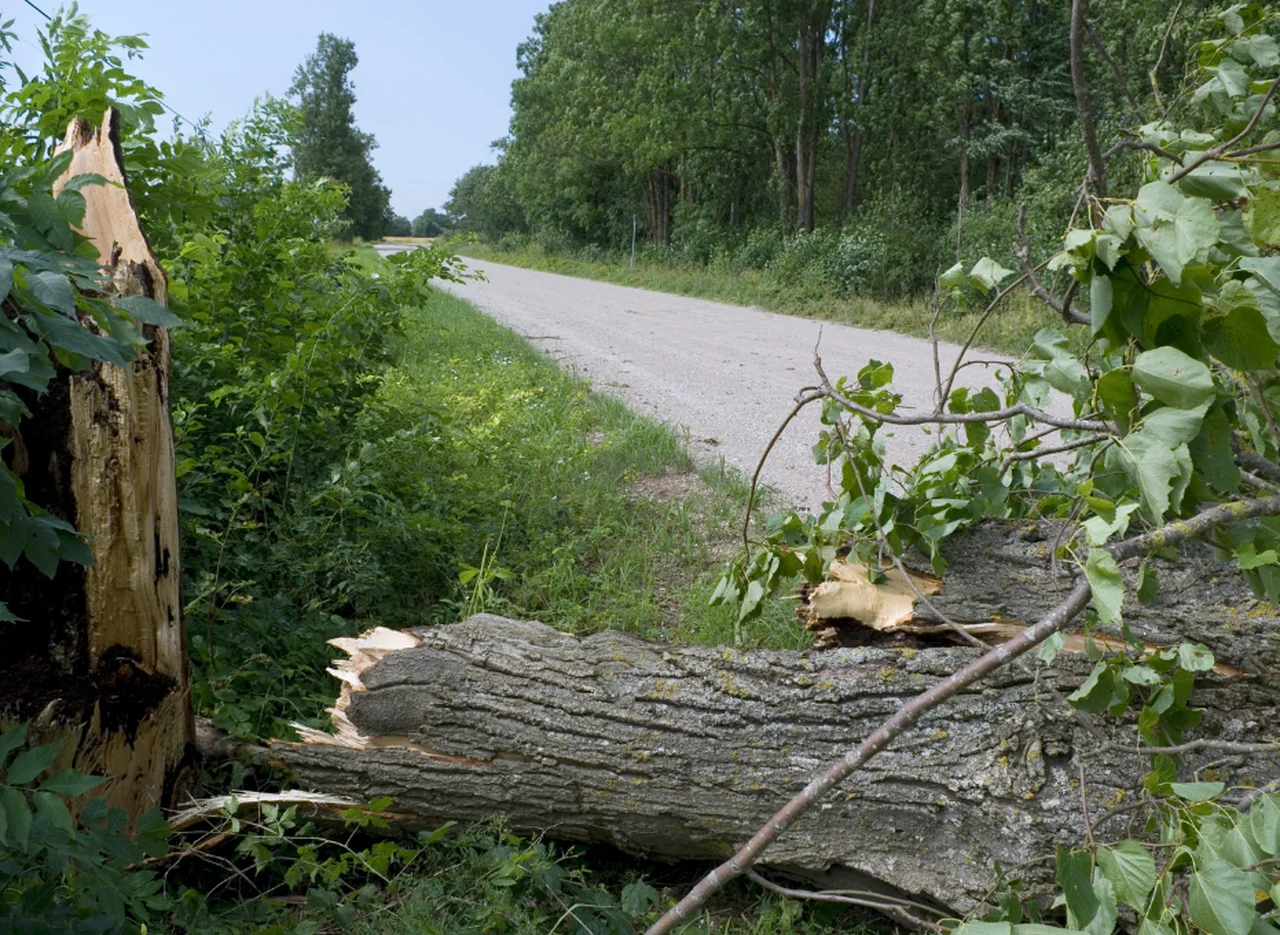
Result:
[452, 241, 1058, 357]
[374, 285, 802, 649]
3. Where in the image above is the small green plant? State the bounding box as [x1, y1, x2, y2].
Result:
[0, 724, 171, 934]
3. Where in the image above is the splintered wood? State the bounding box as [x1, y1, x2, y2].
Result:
[0, 109, 191, 824]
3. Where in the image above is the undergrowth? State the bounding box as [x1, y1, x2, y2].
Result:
[452, 241, 1057, 357]
[186, 272, 803, 744]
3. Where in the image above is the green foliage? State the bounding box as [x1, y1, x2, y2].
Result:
[0, 725, 171, 934]
[289, 33, 392, 241]
[410, 207, 449, 238]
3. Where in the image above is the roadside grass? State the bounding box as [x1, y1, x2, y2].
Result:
[453, 241, 1056, 357]
[376, 285, 804, 650]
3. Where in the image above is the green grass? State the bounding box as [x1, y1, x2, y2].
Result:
[345, 820, 891, 935]
[453, 241, 1057, 357]
[373, 285, 803, 650]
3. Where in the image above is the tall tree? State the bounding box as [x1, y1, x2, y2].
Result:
[289, 33, 391, 241]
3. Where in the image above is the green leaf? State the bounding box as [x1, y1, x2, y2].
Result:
[1132, 347, 1215, 409]
[1177, 161, 1249, 201]
[1189, 858, 1258, 935]
[32, 790, 73, 833]
[1204, 305, 1280, 370]
[1177, 642, 1215, 671]
[1111, 433, 1183, 521]
[1096, 369, 1137, 429]
[1085, 545, 1126, 627]
[1084, 871, 1118, 935]
[0, 724, 27, 769]
[39, 768, 106, 798]
[970, 257, 1014, 291]
[1057, 847, 1100, 927]
[1191, 407, 1241, 493]
[738, 579, 765, 622]
[1172, 781, 1226, 801]
[1245, 185, 1280, 249]
[1246, 793, 1280, 855]
[113, 295, 185, 328]
[1142, 402, 1210, 447]
[2, 787, 31, 849]
[5, 741, 61, 785]
[621, 881, 659, 916]
[1133, 181, 1220, 286]
[939, 262, 966, 291]
[28, 270, 76, 315]
[953, 924, 1012, 935]
[1097, 841, 1157, 909]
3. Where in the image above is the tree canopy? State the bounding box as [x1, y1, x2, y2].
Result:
[289, 32, 392, 241]
[458, 0, 1219, 296]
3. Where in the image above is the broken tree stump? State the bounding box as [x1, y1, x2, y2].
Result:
[275, 522, 1280, 921]
[0, 110, 191, 822]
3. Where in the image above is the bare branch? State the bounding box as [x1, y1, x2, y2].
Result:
[1233, 778, 1280, 812]
[745, 870, 946, 931]
[1071, 0, 1108, 208]
[1237, 449, 1280, 484]
[1016, 203, 1090, 326]
[645, 495, 1280, 934]
[1168, 74, 1280, 184]
[1093, 739, 1280, 757]
[1241, 470, 1280, 495]
[1084, 18, 1141, 116]
[1103, 140, 1184, 165]
[815, 352, 1111, 433]
[1149, 3, 1183, 118]
[1000, 434, 1111, 473]
[742, 391, 825, 554]
[937, 271, 1030, 412]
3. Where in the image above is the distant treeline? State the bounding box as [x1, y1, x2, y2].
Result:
[445, 0, 1217, 297]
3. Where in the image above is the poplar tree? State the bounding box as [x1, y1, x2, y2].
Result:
[290, 33, 392, 240]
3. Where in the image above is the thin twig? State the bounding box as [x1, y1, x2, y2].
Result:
[1071, 0, 1108, 208]
[937, 272, 1030, 411]
[1168, 74, 1280, 184]
[816, 352, 1111, 433]
[741, 391, 825, 555]
[1016, 203, 1090, 326]
[745, 870, 946, 932]
[1103, 140, 1184, 165]
[1000, 435, 1110, 474]
[1079, 763, 1096, 849]
[1084, 17, 1141, 116]
[1099, 739, 1280, 757]
[1150, 3, 1182, 118]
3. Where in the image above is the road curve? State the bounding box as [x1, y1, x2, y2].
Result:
[402, 251, 1015, 511]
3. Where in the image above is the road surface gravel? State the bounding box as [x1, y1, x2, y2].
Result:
[393, 250, 1017, 511]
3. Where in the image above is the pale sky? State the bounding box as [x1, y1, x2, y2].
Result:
[3, 0, 552, 216]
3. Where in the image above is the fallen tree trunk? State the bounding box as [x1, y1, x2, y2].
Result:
[274, 522, 1280, 921]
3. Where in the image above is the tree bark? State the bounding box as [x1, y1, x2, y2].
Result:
[0, 110, 192, 823]
[793, 1, 831, 233]
[275, 523, 1280, 923]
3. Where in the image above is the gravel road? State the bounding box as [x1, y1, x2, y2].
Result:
[391, 249, 1014, 511]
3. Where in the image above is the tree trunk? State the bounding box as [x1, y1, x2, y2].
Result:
[275, 522, 1280, 924]
[842, 0, 875, 217]
[0, 110, 192, 823]
[794, 1, 831, 233]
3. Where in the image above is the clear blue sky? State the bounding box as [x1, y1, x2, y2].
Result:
[4, 0, 551, 216]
